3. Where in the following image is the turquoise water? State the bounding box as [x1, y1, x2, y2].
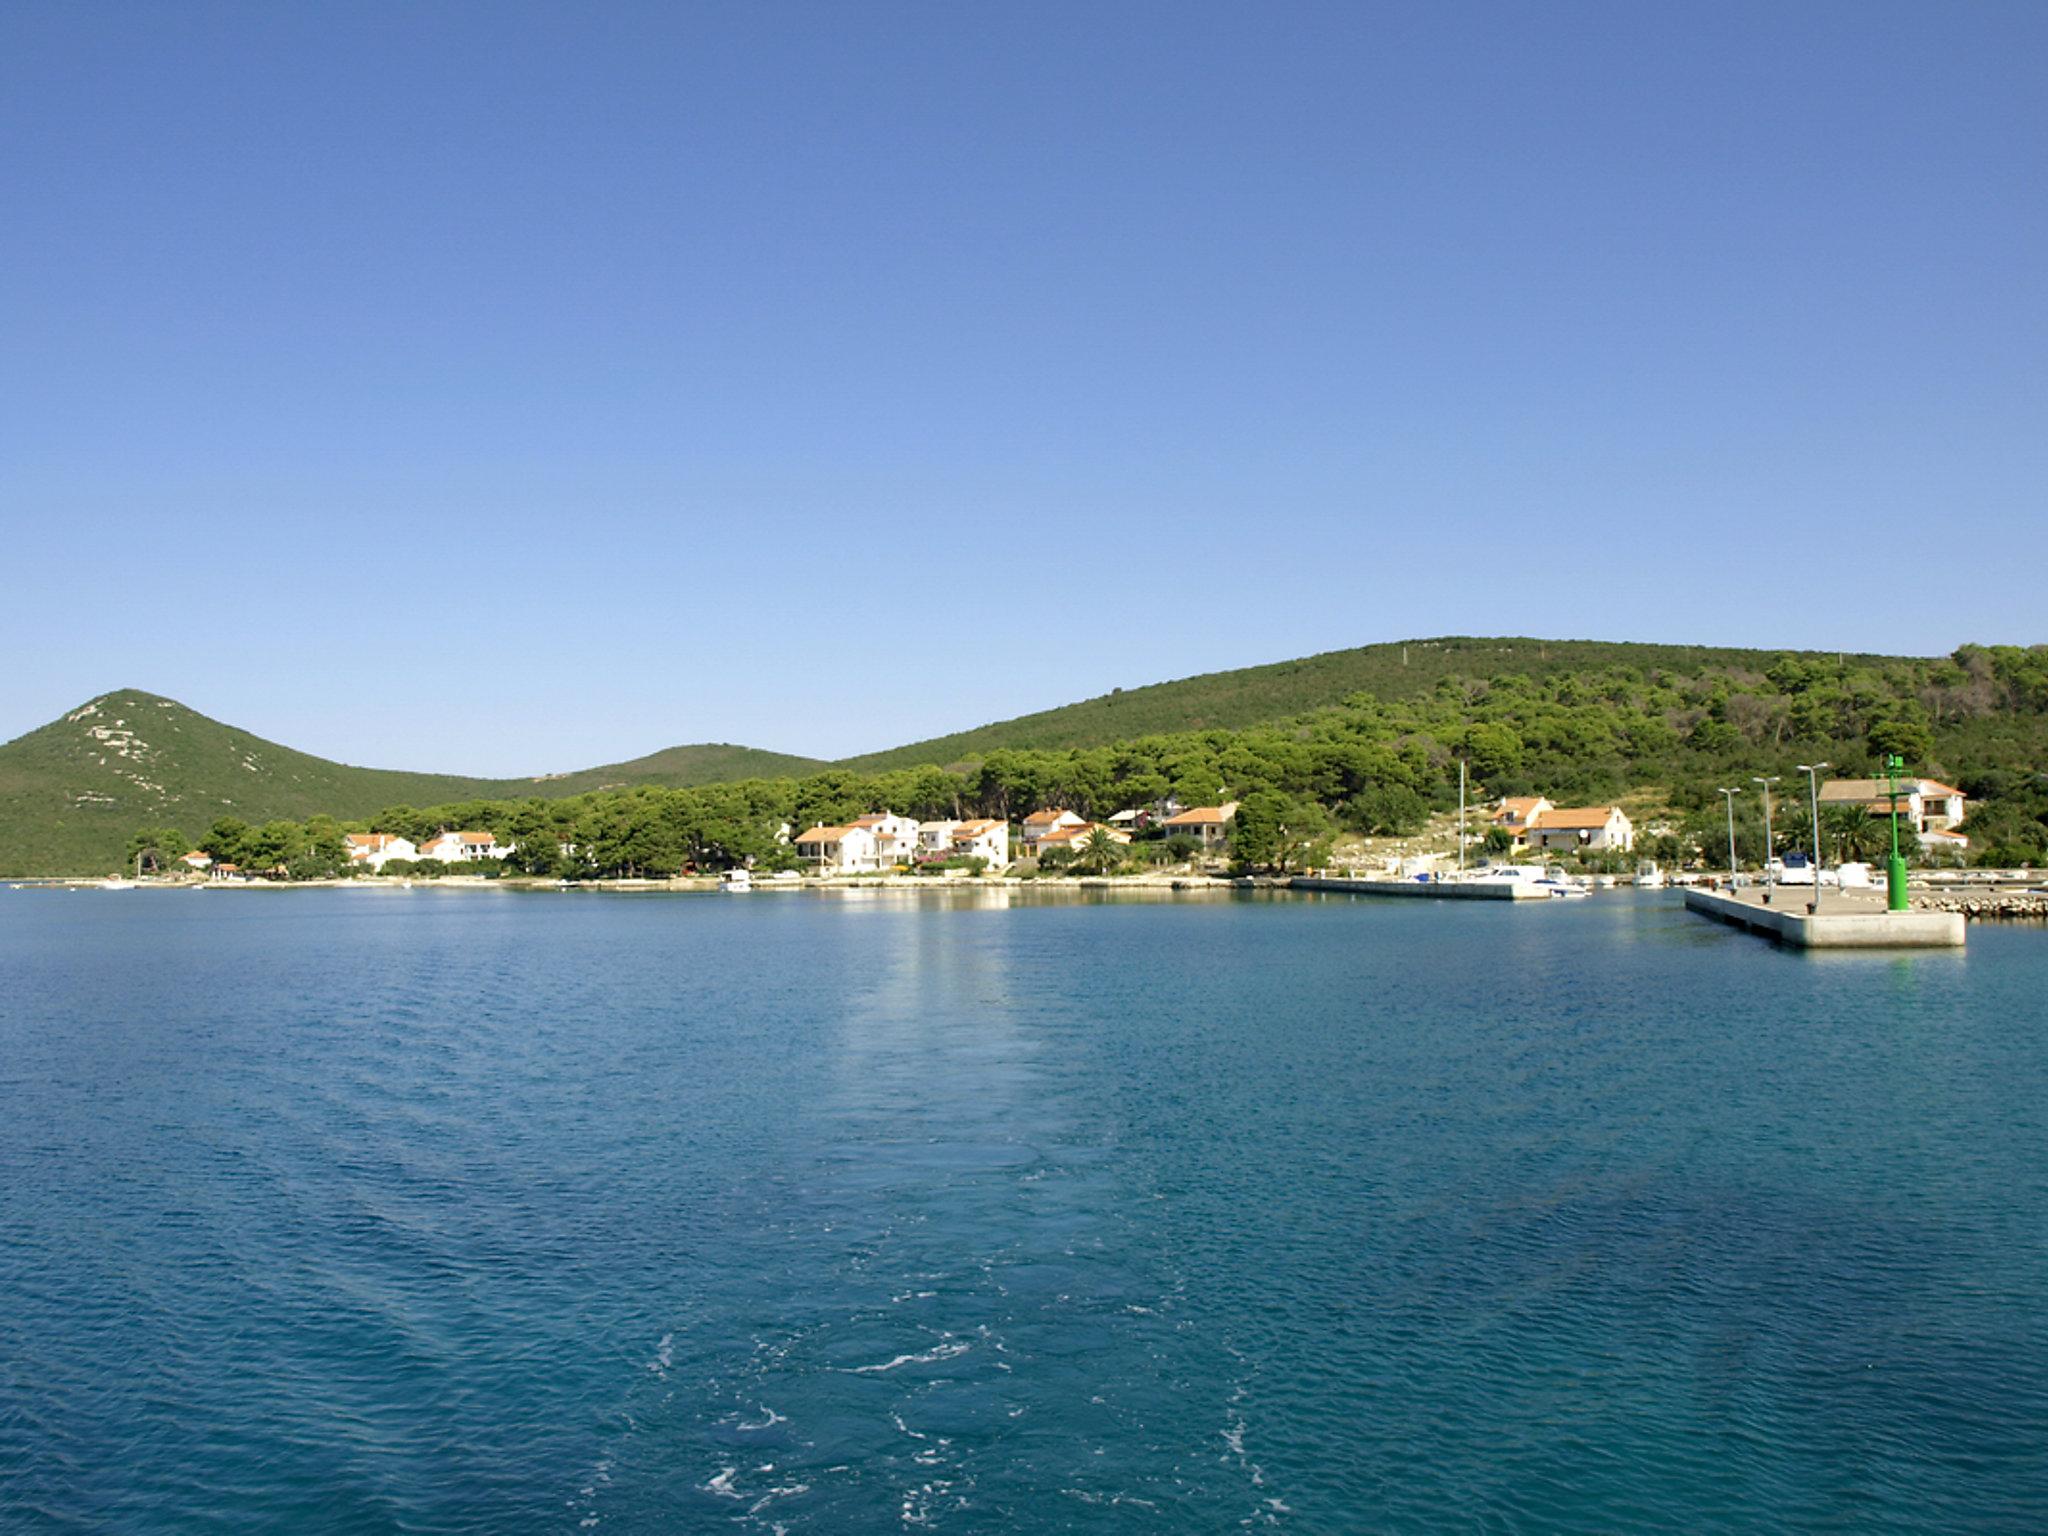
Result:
[2, 886, 2045, 1532]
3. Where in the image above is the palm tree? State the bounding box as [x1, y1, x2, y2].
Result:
[1079, 827, 1124, 875]
[1823, 803, 1885, 862]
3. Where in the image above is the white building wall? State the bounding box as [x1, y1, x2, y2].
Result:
[1022, 811, 1085, 852]
[875, 815, 920, 862]
[957, 826, 1010, 866]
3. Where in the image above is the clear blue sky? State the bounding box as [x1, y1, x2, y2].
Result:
[4, 2, 2043, 772]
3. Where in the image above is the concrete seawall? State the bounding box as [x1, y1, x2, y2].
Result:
[1684, 887, 1965, 949]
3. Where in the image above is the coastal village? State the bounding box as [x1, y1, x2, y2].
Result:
[92, 752, 2038, 944]
[299, 800, 1248, 876]
[151, 774, 1982, 884]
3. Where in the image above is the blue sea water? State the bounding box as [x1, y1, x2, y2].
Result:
[1, 885, 2045, 1533]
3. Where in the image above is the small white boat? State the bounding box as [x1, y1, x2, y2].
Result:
[1634, 861, 1667, 889]
[720, 869, 754, 893]
[1439, 864, 1553, 898]
[1447, 862, 1541, 884]
[98, 877, 137, 891]
[1533, 867, 1591, 898]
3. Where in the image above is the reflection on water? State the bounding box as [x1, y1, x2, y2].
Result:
[0, 889, 2044, 1533]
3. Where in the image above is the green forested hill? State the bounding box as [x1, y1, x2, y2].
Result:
[837, 636, 1909, 771]
[0, 691, 820, 875]
[0, 692, 500, 874]
[170, 638, 2048, 880]
[521, 742, 825, 797]
[9, 638, 2045, 875]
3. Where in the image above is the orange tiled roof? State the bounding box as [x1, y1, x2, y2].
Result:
[1042, 823, 1128, 845]
[795, 824, 854, 844]
[1821, 778, 1955, 803]
[1531, 805, 1623, 830]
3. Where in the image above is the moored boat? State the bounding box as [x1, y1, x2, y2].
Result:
[1533, 866, 1591, 898]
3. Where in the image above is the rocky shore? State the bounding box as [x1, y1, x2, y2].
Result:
[1913, 890, 2048, 920]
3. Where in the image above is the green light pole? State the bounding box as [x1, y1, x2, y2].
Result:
[1884, 752, 1910, 912]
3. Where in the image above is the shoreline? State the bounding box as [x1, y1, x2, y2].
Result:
[10, 871, 2044, 916]
[5, 871, 1253, 894]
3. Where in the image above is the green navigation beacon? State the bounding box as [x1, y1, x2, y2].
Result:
[1885, 752, 1910, 912]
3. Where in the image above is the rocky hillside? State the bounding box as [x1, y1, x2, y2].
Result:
[0, 691, 820, 875]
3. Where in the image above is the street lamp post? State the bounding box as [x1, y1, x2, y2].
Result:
[1797, 762, 1829, 914]
[1752, 775, 1779, 904]
[1718, 787, 1741, 885]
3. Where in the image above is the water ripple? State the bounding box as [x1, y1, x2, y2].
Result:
[1, 889, 2044, 1531]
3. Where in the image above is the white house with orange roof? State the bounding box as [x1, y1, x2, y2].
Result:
[1158, 802, 1240, 850]
[950, 818, 1011, 868]
[791, 822, 882, 873]
[1819, 776, 1968, 837]
[1524, 805, 1634, 853]
[1021, 808, 1087, 854]
[1915, 778, 1968, 831]
[1490, 797, 1553, 843]
[1033, 822, 1130, 859]
[917, 819, 962, 855]
[344, 832, 419, 869]
[417, 830, 513, 863]
[179, 850, 213, 872]
[919, 817, 1011, 867]
[847, 811, 921, 863]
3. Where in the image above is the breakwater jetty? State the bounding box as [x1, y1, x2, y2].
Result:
[1685, 886, 1965, 948]
[1292, 875, 1547, 901]
[1913, 889, 2048, 921]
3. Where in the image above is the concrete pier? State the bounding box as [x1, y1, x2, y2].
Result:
[1292, 876, 1548, 900]
[1684, 886, 1965, 948]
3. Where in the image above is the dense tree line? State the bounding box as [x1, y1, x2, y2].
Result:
[140, 646, 2048, 876]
